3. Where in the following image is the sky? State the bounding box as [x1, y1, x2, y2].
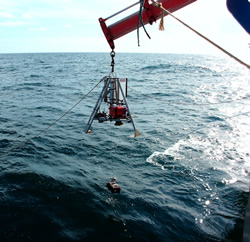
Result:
[0, 0, 249, 63]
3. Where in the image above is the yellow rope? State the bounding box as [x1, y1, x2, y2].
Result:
[151, 0, 250, 70]
[159, 3, 165, 31]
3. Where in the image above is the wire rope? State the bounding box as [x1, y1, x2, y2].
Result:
[185, 111, 250, 136]
[137, 0, 151, 46]
[0, 77, 105, 158]
[151, 0, 250, 70]
[129, 86, 249, 106]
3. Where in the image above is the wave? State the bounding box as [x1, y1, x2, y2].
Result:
[146, 140, 186, 170]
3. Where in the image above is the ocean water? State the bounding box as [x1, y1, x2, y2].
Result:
[0, 52, 249, 241]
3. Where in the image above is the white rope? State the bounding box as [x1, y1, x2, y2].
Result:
[151, 0, 250, 70]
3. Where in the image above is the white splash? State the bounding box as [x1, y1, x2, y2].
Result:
[146, 139, 186, 169]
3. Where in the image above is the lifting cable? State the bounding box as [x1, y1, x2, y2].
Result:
[185, 110, 250, 137]
[129, 86, 250, 106]
[151, 0, 250, 70]
[129, 86, 250, 135]
[0, 77, 105, 158]
[137, 0, 151, 46]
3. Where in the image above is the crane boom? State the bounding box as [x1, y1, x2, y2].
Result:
[99, 0, 197, 49]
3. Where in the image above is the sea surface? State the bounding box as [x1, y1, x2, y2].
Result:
[0, 52, 249, 241]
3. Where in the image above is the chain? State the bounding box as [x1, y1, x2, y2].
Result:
[110, 50, 115, 73]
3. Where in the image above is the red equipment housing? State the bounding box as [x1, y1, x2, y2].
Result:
[109, 105, 127, 119]
[99, 0, 197, 49]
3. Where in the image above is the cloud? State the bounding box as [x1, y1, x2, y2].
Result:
[29, 26, 48, 31]
[0, 21, 27, 27]
[22, 10, 52, 20]
[0, 11, 14, 18]
[64, 24, 72, 28]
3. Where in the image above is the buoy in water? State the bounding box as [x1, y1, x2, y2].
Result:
[106, 177, 121, 193]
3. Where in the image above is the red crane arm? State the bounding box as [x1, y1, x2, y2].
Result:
[99, 0, 197, 50]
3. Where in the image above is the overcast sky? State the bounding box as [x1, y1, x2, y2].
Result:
[0, 0, 249, 63]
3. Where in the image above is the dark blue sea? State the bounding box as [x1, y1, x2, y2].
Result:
[0, 52, 249, 241]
